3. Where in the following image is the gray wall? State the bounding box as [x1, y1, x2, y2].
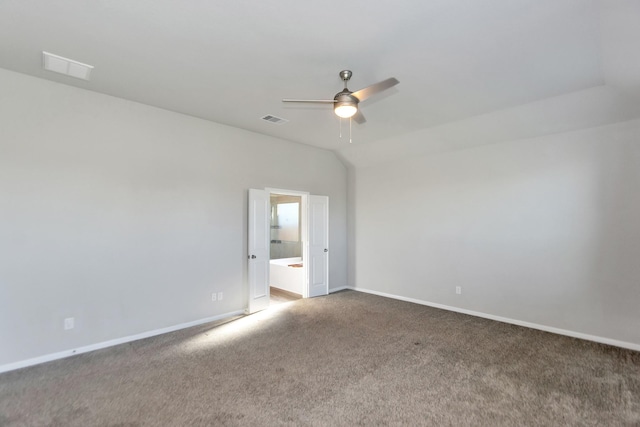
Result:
[0, 68, 348, 367]
[351, 119, 640, 346]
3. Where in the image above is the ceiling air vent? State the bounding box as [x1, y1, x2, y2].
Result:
[42, 51, 94, 81]
[261, 115, 289, 125]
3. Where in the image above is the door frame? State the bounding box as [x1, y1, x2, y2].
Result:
[266, 188, 310, 298]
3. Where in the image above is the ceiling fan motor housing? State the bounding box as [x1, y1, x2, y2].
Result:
[334, 91, 359, 108]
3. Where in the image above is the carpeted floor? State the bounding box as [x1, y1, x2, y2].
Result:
[1, 290, 639, 426]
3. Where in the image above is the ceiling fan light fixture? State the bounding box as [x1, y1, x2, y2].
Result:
[334, 103, 357, 118]
[283, 70, 399, 127]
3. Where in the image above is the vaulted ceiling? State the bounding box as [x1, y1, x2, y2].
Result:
[1, 1, 639, 167]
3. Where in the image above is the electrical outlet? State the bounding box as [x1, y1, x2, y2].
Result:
[64, 317, 75, 330]
[455, 286, 462, 295]
[211, 292, 217, 302]
[217, 292, 223, 301]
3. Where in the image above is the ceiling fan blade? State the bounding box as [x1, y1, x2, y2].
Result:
[282, 99, 336, 103]
[352, 110, 366, 124]
[351, 77, 399, 102]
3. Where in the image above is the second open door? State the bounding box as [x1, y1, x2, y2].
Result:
[307, 195, 329, 298]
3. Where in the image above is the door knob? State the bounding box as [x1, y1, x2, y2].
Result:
[324, 248, 328, 253]
[251, 255, 257, 259]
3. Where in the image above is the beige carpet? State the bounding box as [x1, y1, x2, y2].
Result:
[1, 290, 639, 426]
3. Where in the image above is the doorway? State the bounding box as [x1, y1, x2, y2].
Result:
[269, 193, 304, 305]
[247, 188, 329, 314]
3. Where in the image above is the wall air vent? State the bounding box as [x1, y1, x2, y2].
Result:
[261, 115, 289, 125]
[42, 51, 94, 81]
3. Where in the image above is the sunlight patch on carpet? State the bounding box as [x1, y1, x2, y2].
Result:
[181, 304, 292, 352]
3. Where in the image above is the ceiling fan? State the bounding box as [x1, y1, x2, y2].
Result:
[282, 70, 399, 124]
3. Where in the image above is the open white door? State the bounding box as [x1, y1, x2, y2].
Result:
[308, 195, 329, 297]
[248, 189, 270, 313]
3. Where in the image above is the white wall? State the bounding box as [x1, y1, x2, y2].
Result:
[351, 119, 640, 347]
[0, 68, 347, 367]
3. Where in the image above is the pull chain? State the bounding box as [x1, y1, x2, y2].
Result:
[337, 117, 353, 143]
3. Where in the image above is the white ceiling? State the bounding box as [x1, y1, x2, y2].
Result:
[1, 1, 639, 167]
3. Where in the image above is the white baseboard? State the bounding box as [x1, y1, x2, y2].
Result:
[329, 286, 350, 293]
[0, 310, 245, 374]
[348, 286, 640, 352]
